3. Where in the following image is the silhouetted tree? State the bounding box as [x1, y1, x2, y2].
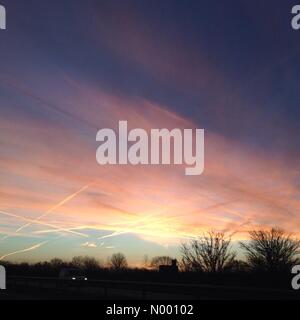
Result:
[50, 258, 64, 269]
[109, 253, 128, 271]
[181, 230, 236, 273]
[142, 254, 149, 269]
[224, 259, 249, 273]
[150, 256, 173, 269]
[71, 256, 100, 270]
[240, 228, 300, 273]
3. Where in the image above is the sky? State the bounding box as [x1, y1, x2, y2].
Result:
[0, 0, 300, 265]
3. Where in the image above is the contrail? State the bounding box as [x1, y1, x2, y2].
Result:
[98, 230, 130, 240]
[15, 184, 90, 233]
[97, 214, 156, 240]
[34, 226, 90, 235]
[0, 210, 88, 238]
[0, 78, 98, 130]
[0, 184, 90, 241]
[0, 241, 48, 261]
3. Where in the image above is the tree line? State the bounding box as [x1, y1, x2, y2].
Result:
[2, 227, 300, 274]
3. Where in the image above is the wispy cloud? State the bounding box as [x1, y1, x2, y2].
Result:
[0, 210, 88, 239]
[81, 241, 97, 248]
[0, 241, 48, 261]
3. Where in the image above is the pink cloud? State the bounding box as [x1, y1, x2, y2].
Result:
[1, 74, 299, 250]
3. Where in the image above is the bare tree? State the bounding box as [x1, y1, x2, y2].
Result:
[181, 230, 236, 273]
[49, 258, 64, 268]
[240, 228, 300, 273]
[71, 256, 100, 270]
[150, 256, 173, 269]
[109, 253, 128, 271]
[142, 254, 149, 269]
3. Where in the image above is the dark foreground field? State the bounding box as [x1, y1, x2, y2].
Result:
[1, 276, 299, 300]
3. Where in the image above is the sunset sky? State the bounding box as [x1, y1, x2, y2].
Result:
[0, 0, 300, 265]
